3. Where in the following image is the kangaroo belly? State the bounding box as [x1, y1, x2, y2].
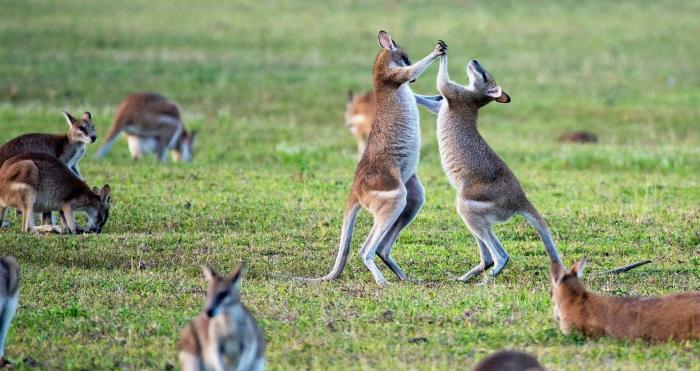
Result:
[394, 84, 421, 181]
[127, 135, 158, 154]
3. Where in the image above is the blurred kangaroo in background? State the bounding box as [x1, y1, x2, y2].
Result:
[0, 256, 19, 365]
[345, 90, 443, 156]
[434, 53, 562, 281]
[179, 263, 265, 371]
[0, 153, 111, 234]
[301, 31, 446, 285]
[551, 258, 700, 341]
[472, 350, 544, 371]
[0, 110, 96, 225]
[96, 92, 196, 162]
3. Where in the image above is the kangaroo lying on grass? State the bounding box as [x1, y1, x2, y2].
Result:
[433, 53, 563, 281]
[0, 111, 96, 225]
[179, 263, 265, 371]
[473, 350, 544, 371]
[300, 31, 446, 285]
[0, 153, 111, 234]
[97, 92, 196, 162]
[0, 256, 18, 366]
[551, 258, 700, 341]
[345, 90, 443, 155]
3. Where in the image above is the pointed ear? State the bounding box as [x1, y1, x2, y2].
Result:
[550, 262, 566, 285]
[571, 258, 588, 279]
[495, 91, 511, 103]
[99, 184, 112, 204]
[201, 265, 217, 282]
[377, 30, 396, 50]
[82, 111, 92, 121]
[347, 90, 354, 103]
[229, 262, 245, 294]
[92, 186, 100, 194]
[62, 110, 77, 126]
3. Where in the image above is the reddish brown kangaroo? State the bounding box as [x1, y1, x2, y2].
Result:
[300, 32, 446, 285]
[551, 258, 700, 341]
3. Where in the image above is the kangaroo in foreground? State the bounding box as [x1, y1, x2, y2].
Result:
[345, 90, 443, 156]
[96, 92, 196, 162]
[473, 350, 544, 371]
[551, 258, 700, 341]
[0, 153, 111, 234]
[433, 54, 562, 281]
[301, 31, 446, 285]
[0, 256, 19, 365]
[179, 263, 265, 371]
[0, 111, 96, 225]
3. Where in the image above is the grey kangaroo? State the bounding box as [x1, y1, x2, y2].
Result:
[433, 53, 563, 281]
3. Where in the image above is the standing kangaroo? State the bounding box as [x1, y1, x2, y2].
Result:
[0, 256, 19, 365]
[301, 31, 446, 285]
[551, 258, 700, 341]
[178, 263, 265, 371]
[0, 153, 111, 234]
[0, 111, 96, 225]
[96, 92, 196, 162]
[434, 54, 562, 281]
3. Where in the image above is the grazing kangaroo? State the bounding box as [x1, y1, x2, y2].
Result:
[551, 258, 700, 341]
[473, 350, 544, 371]
[301, 31, 446, 285]
[0, 111, 96, 225]
[0, 153, 111, 234]
[0, 256, 18, 364]
[96, 92, 196, 162]
[179, 263, 265, 371]
[434, 54, 562, 281]
[345, 90, 443, 155]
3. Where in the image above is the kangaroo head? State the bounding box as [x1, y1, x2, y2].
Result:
[377, 31, 414, 79]
[344, 90, 373, 132]
[464, 60, 510, 107]
[202, 263, 244, 318]
[550, 259, 588, 330]
[64, 111, 97, 144]
[87, 184, 112, 233]
[172, 129, 196, 162]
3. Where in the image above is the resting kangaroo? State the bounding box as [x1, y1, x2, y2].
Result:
[178, 263, 265, 371]
[0, 153, 111, 234]
[0, 110, 96, 225]
[345, 90, 443, 156]
[434, 54, 562, 280]
[301, 31, 446, 285]
[0, 256, 19, 365]
[97, 92, 196, 162]
[551, 258, 700, 341]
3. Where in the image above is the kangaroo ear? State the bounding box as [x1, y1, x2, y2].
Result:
[495, 91, 511, 103]
[82, 111, 92, 121]
[229, 262, 245, 295]
[550, 262, 566, 285]
[378, 30, 396, 50]
[92, 186, 100, 194]
[201, 265, 218, 282]
[347, 90, 354, 103]
[571, 258, 588, 279]
[62, 110, 77, 126]
[99, 184, 112, 204]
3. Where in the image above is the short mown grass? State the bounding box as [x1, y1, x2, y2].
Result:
[1, 0, 699, 369]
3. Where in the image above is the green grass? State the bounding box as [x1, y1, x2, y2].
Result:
[1, 0, 699, 369]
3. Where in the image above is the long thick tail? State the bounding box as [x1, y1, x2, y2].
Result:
[295, 201, 361, 281]
[95, 118, 125, 159]
[521, 203, 563, 267]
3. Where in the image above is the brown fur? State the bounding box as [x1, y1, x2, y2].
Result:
[304, 32, 445, 285]
[98, 92, 196, 162]
[0, 153, 111, 234]
[473, 350, 544, 371]
[558, 131, 598, 143]
[551, 259, 700, 341]
[345, 90, 375, 154]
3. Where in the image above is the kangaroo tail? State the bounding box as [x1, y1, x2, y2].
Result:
[95, 118, 125, 159]
[294, 201, 361, 282]
[521, 202, 563, 267]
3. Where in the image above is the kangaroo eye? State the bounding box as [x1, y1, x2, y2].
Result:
[79, 127, 88, 134]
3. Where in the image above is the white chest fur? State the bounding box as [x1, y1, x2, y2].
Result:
[396, 84, 421, 181]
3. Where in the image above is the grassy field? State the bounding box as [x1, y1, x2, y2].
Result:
[1, 0, 699, 369]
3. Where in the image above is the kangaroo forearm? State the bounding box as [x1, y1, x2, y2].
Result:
[414, 94, 443, 114]
[388, 52, 438, 84]
[437, 55, 465, 98]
